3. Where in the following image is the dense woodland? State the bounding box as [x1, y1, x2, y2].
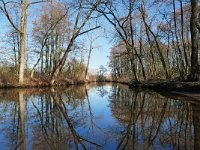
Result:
[0, 0, 199, 86]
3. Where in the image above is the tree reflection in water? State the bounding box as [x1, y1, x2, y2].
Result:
[110, 85, 198, 149]
[0, 85, 199, 149]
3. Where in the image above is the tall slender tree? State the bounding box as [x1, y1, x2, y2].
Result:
[189, 0, 199, 81]
[0, 0, 46, 84]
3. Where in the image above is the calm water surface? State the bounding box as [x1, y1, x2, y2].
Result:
[0, 83, 199, 150]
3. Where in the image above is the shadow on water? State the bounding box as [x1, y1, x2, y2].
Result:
[0, 84, 199, 149]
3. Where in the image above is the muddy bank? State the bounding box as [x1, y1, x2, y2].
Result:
[104, 80, 130, 85]
[129, 81, 200, 92]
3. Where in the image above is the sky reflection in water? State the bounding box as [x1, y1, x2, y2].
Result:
[0, 84, 198, 150]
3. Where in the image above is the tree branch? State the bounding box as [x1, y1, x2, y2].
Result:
[77, 26, 101, 37]
[28, 0, 49, 8]
[0, 0, 21, 33]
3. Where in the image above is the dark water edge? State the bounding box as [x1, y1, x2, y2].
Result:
[129, 80, 200, 92]
[0, 83, 199, 150]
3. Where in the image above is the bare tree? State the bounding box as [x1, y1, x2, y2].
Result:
[0, 0, 47, 84]
[189, 0, 199, 81]
[139, 4, 169, 79]
[31, 2, 69, 78]
[85, 31, 101, 79]
[50, 0, 101, 85]
[96, 0, 149, 81]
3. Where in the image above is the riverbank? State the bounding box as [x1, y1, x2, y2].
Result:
[104, 79, 130, 85]
[1, 77, 200, 92]
[129, 80, 200, 92]
[86, 78, 200, 92]
[105, 78, 200, 92]
[0, 78, 91, 89]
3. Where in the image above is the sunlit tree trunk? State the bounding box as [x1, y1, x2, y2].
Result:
[19, 0, 28, 84]
[85, 42, 92, 79]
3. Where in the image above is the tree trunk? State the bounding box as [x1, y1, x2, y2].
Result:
[145, 24, 157, 77]
[45, 40, 49, 74]
[189, 0, 199, 81]
[180, 0, 189, 72]
[173, 0, 185, 79]
[12, 33, 18, 66]
[85, 42, 92, 79]
[50, 0, 55, 74]
[129, 56, 138, 82]
[138, 19, 146, 80]
[129, 1, 145, 80]
[31, 54, 41, 79]
[41, 47, 44, 74]
[50, 49, 70, 85]
[19, 0, 28, 84]
[140, 7, 169, 79]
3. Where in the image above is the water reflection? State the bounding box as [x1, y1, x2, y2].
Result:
[110, 86, 195, 150]
[192, 103, 200, 150]
[18, 91, 26, 150]
[0, 85, 199, 149]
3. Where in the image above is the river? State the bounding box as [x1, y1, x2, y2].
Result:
[0, 83, 199, 150]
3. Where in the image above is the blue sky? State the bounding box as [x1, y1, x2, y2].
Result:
[80, 25, 114, 73]
[89, 37, 112, 73]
